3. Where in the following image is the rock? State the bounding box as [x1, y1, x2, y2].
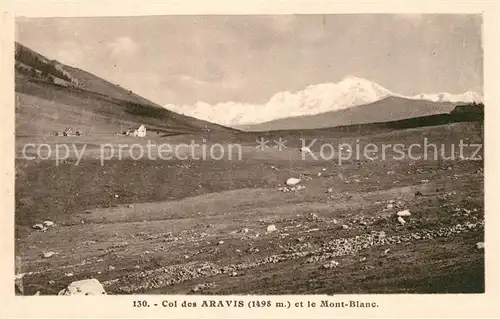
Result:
[32, 224, 45, 230]
[341, 224, 349, 230]
[476, 242, 485, 249]
[266, 224, 277, 233]
[386, 203, 394, 209]
[34, 291, 40, 296]
[397, 216, 406, 226]
[114, 194, 119, 198]
[58, 278, 107, 295]
[397, 210, 411, 217]
[42, 251, 55, 258]
[43, 220, 55, 227]
[127, 204, 134, 208]
[15, 273, 25, 280]
[218, 240, 225, 245]
[286, 178, 301, 186]
[65, 273, 74, 277]
[326, 188, 334, 193]
[241, 228, 249, 233]
[317, 172, 322, 177]
[299, 147, 313, 154]
[322, 260, 339, 269]
[383, 248, 391, 255]
[308, 213, 319, 221]
[322, 168, 327, 172]
[378, 231, 387, 238]
[332, 219, 339, 224]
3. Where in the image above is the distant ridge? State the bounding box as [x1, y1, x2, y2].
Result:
[163, 75, 482, 127]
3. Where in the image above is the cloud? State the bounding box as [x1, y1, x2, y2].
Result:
[107, 36, 138, 58]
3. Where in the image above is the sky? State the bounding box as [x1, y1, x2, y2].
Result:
[16, 14, 483, 106]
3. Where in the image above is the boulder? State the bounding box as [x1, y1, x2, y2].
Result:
[286, 178, 301, 186]
[43, 220, 55, 227]
[32, 224, 45, 230]
[58, 278, 107, 295]
[266, 224, 277, 233]
[397, 216, 406, 226]
[42, 252, 55, 258]
[397, 210, 411, 217]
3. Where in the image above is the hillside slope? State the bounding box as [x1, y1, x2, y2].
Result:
[15, 42, 237, 136]
[237, 96, 457, 131]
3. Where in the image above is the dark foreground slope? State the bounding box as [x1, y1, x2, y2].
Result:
[15, 42, 236, 136]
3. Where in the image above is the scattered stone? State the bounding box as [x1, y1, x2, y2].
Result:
[397, 216, 406, 226]
[108, 266, 115, 270]
[378, 231, 387, 238]
[286, 178, 301, 186]
[218, 240, 225, 245]
[386, 203, 394, 209]
[229, 271, 238, 277]
[341, 224, 349, 230]
[191, 282, 215, 293]
[476, 242, 485, 249]
[43, 220, 55, 227]
[58, 278, 107, 295]
[42, 251, 56, 258]
[235, 249, 241, 253]
[48, 280, 55, 285]
[65, 273, 74, 277]
[317, 172, 322, 177]
[15, 273, 25, 280]
[241, 228, 250, 233]
[308, 213, 319, 221]
[397, 210, 411, 217]
[248, 247, 260, 253]
[266, 224, 277, 233]
[322, 168, 327, 172]
[322, 260, 339, 269]
[32, 224, 45, 230]
[332, 219, 339, 224]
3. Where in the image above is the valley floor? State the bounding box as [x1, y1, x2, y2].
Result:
[14, 124, 485, 295]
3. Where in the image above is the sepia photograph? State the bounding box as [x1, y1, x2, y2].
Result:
[12, 13, 487, 298]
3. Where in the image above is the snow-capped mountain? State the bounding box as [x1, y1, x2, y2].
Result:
[163, 76, 482, 127]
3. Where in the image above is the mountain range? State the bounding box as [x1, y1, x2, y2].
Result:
[15, 41, 483, 135]
[164, 76, 483, 129]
